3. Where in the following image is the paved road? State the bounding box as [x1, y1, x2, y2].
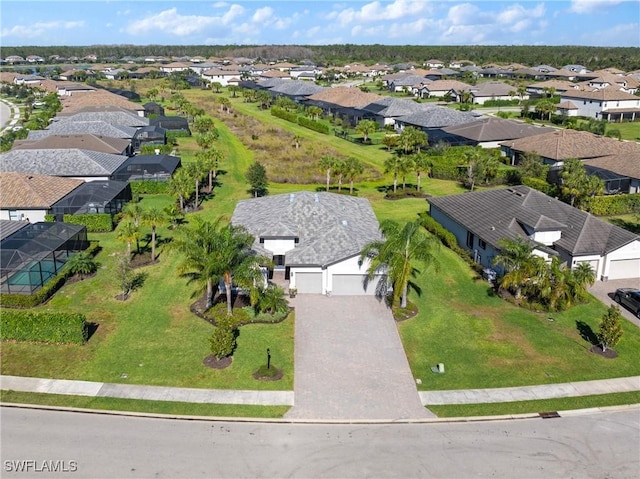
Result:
[284, 295, 432, 420]
[2, 406, 639, 478]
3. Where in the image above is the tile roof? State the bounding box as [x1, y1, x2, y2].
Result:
[561, 88, 639, 101]
[428, 185, 639, 256]
[0, 149, 128, 177]
[584, 152, 640, 180]
[0, 172, 84, 208]
[464, 81, 517, 97]
[12, 134, 130, 154]
[231, 192, 382, 267]
[60, 90, 145, 113]
[306, 87, 383, 108]
[0, 219, 29, 240]
[499, 129, 640, 161]
[424, 80, 472, 92]
[442, 118, 554, 142]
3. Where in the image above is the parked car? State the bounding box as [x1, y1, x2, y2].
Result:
[613, 288, 640, 318]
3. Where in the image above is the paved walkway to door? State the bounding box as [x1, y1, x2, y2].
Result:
[284, 295, 434, 420]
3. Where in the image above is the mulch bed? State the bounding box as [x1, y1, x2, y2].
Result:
[191, 293, 250, 325]
[252, 368, 283, 381]
[589, 345, 618, 359]
[392, 301, 419, 322]
[65, 272, 97, 285]
[130, 254, 158, 269]
[203, 354, 232, 369]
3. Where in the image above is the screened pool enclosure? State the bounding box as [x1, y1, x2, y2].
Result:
[1, 222, 89, 294]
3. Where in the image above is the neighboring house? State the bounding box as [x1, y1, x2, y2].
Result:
[583, 153, 640, 194]
[388, 74, 429, 92]
[394, 106, 480, 137]
[27, 120, 137, 141]
[0, 149, 128, 182]
[112, 154, 181, 182]
[56, 82, 97, 96]
[13, 74, 46, 85]
[201, 68, 242, 86]
[425, 59, 445, 69]
[160, 62, 193, 73]
[558, 89, 640, 121]
[304, 87, 382, 126]
[417, 79, 471, 99]
[231, 192, 384, 295]
[265, 79, 326, 102]
[432, 118, 554, 148]
[499, 129, 639, 166]
[54, 106, 149, 127]
[428, 186, 640, 281]
[358, 97, 429, 127]
[453, 81, 524, 104]
[59, 90, 146, 116]
[144, 102, 165, 117]
[525, 79, 584, 97]
[12, 134, 132, 156]
[0, 172, 84, 223]
[563, 64, 589, 74]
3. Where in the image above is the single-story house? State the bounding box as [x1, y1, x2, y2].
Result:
[0, 172, 84, 223]
[358, 97, 430, 127]
[0, 148, 128, 182]
[303, 87, 383, 127]
[112, 154, 181, 182]
[26, 121, 137, 141]
[54, 106, 149, 127]
[0, 220, 89, 295]
[394, 106, 480, 137]
[432, 118, 554, 148]
[12, 134, 132, 156]
[415, 80, 471, 99]
[428, 185, 640, 281]
[453, 81, 524, 104]
[231, 192, 385, 295]
[583, 153, 640, 194]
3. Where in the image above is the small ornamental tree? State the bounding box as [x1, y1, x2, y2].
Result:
[209, 326, 237, 359]
[598, 305, 623, 353]
[246, 161, 268, 197]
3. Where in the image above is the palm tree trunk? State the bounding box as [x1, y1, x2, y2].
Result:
[209, 170, 213, 191]
[194, 179, 199, 209]
[127, 241, 132, 259]
[401, 283, 408, 308]
[338, 174, 342, 192]
[393, 173, 398, 193]
[225, 281, 233, 315]
[350, 180, 354, 194]
[417, 172, 421, 192]
[179, 195, 184, 212]
[151, 226, 157, 262]
[326, 169, 330, 191]
[206, 278, 213, 309]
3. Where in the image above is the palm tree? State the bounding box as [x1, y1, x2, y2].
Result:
[360, 219, 440, 308]
[355, 119, 378, 143]
[196, 147, 223, 192]
[398, 155, 415, 191]
[343, 157, 364, 194]
[116, 219, 140, 259]
[142, 207, 166, 262]
[319, 156, 337, 192]
[122, 202, 144, 253]
[169, 168, 193, 213]
[413, 153, 431, 192]
[228, 85, 240, 98]
[65, 252, 99, 279]
[185, 160, 207, 210]
[493, 237, 536, 300]
[384, 154, 402, 193]
[253, 285, 288, 315]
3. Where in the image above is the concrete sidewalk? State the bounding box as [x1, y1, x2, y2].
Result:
[2, 375, 639, 409]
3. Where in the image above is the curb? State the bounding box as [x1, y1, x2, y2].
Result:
[2, 402, 638, 425]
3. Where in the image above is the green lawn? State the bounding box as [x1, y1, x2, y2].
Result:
[1, 85, 639, 415]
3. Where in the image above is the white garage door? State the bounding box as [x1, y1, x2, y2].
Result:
[295, 272, 323, 293]
[332, 274, 383, 295]
[608, 259, 640, 280]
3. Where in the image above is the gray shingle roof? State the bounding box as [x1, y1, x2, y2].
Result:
[359, 97, 428, 117]
[396, 107, 480, 128]
[269, 80, 325, 97]
[428, 185, 639, 256]
[0, 149, 128, 177]
[54, 111, 149, 127]
[231, 192, 382, 267]
[441, 117, 554, 142]
[28, 121, 137, 139]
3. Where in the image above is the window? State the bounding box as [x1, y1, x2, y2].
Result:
[466, 231, 475, 249]
[479, 239, 487, 250]
[8, 210, 20, 221]
[259, 238, 265, 243]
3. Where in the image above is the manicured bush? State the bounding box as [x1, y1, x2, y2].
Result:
[297, 116, 330, 134]
[44, 214, 55, 222]
[129, 181, 171, 195]
[587, 194, 640, 216]
[271, 106, 298, 123]
[0, 310, 87, 344]
[63, 214, 113, 232]
[209, 326, 237, 359]
[166, 131, 191, 141]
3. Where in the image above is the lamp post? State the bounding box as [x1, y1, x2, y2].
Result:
[267, 348, 271, 370]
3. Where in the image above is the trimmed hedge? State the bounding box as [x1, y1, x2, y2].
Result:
[521, 177, 557, 196]
[271, 106, 298, 123]
[130, 181, 171, 195]
[0, 241, 100, 309]
[587, 193, 640, 216]
[63, 213, 113, 232]
[44, 214, 55, 222]
[297, 116, 330, 134]
[0, 310, 87, 344]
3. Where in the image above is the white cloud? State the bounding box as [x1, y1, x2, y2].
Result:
[580, 21, 639, 45]
[1, 20, 85, 39]
[570, 0, 625, 13]
[329, 0, 433, 27]
[126, 6, 246, 36]
[497, 3, 545, 24]
[252, 6, 274, 23]
[447, 3, 482, 25]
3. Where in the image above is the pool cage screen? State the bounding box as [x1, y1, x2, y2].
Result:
[50, 181, 131, 217]
[1, 222, 89, 294]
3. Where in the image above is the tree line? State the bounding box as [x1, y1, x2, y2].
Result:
[3, 44, 639, 71]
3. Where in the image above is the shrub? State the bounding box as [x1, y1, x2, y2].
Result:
[271, 106, 298, 123]
[63, 213, 113, 232]
[129, 181, 171, 195]
[297, 116, 330, 134]
[588, 194, 640, 216]
[0, 310, 87, 344]
[44, 214, 55, 222]
[209, 326, 237, 359]
[166, 131, 191, 141]
[521, 177, 556, 196]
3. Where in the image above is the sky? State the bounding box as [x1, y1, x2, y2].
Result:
[1, 0, 639, 47]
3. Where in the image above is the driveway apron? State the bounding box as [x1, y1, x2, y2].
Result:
[589, 278, 640, 328]
[284, 295, 434, 420]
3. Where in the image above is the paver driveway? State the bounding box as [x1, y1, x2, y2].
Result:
[284, 295, 434, 420]
[589, 278, 640, 328]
